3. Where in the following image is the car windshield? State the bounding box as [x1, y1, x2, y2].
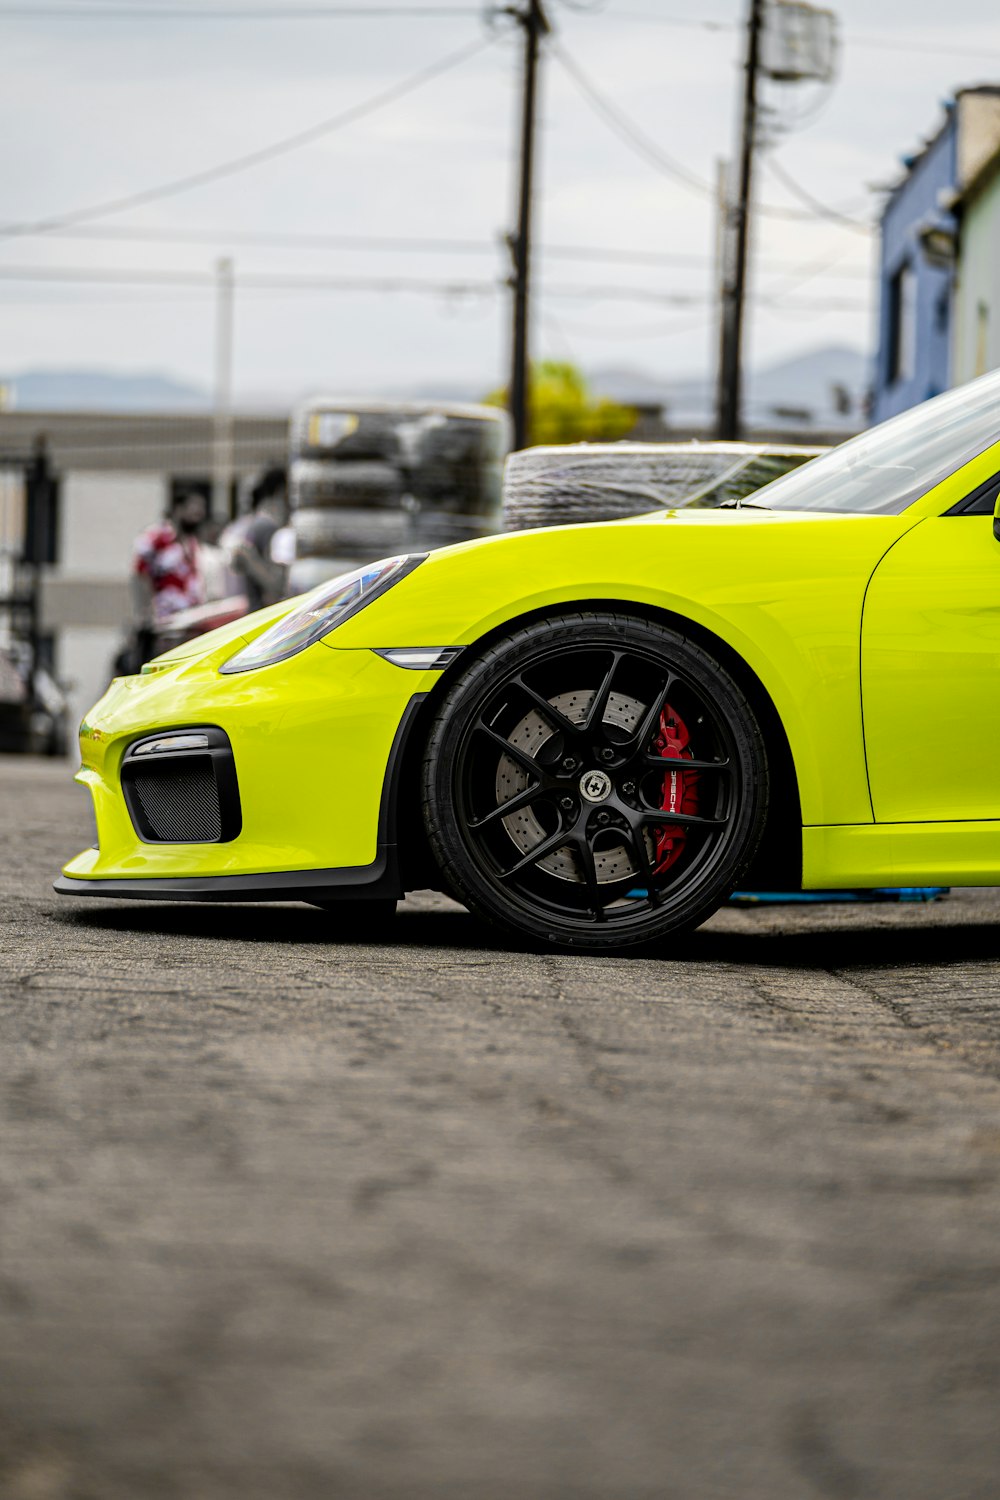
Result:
[730, 367, 1000, 515]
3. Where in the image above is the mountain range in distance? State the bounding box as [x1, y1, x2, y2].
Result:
[0, 368, 211, 412]
[590, 344, 870, 429]
[1, 345, 870, 430]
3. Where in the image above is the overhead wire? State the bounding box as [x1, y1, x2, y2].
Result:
[0, 4, 481, 14]
[609, 10, 1000, 63]
[0, 263, 870, 311]
[759, 246, 868, 301]
[0, 265, 499, 294]
[0, 223, 873, 279]
[549, 41, 870, 228]
[0, 2, 876, 366]
[548, 311, 712, 340]
[3, 2, 996, 64]
[763, 155, 873, 234]
[2, 14, 874, 251]
[837, 29, 1000, 63]
[2, 222, 719, 268]
[0, 30, 494, 240]
[549, 40, 714, 196]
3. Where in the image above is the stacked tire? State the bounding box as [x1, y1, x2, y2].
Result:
[501, 441, 826, 532]
[288, 400, 510, 591]
[291, 459, 406, 560]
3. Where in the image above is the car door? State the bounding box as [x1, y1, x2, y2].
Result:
[862, 471, 1000, 823]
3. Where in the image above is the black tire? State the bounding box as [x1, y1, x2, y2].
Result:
[290, 458, 403, 510]
[291, 408, 403, 463]
[292, 506, 412, 559]
[421, 612, 769, 953]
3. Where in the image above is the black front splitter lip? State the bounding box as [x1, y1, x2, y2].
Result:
[53, 849, 401, 904]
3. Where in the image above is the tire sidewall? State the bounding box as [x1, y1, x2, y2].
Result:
[422, 612, 769, 951]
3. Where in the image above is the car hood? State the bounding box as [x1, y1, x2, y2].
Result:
[327, 504, 915, 653]
[142, 506, 898, 675]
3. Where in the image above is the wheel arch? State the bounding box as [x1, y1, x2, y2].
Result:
[394, 598, 803, 894]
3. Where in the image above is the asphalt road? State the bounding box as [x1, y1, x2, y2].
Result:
[2, 755, 1000, 1500]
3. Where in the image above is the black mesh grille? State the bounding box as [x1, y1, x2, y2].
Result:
[131, 759, 222, 843]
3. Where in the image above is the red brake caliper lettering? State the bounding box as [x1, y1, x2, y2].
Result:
[652, 707, 700, 874]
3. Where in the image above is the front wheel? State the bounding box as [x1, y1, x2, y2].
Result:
[421, 613, 769, 952]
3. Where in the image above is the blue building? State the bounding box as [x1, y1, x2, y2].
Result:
[873, 87, 1000, 421]
[872, 103, 957, 423]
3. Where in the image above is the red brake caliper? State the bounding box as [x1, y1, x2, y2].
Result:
[652, 707, 700, 874]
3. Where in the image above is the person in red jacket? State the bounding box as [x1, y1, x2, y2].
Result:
[131, 489, 207, 630]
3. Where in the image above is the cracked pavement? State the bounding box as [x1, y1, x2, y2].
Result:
[2, 757, 1000, 1499]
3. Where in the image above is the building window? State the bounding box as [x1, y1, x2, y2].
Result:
[976, 301, 991, 378]
[887, 261, 917, 386]
[935, 288, 950, 335]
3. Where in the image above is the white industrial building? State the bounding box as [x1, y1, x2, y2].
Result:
[0, 409, 288, 740]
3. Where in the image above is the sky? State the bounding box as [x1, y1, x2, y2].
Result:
[0, 0, 998, 407]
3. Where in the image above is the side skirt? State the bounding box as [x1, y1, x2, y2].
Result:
[803, 820, 1000, 889]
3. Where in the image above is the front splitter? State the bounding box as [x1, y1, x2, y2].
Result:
[54, 849, 400, 904]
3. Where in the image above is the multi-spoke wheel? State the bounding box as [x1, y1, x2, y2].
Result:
[421, 612, 769, 952]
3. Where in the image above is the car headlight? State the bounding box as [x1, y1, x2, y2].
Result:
[219, 554, 425, 674]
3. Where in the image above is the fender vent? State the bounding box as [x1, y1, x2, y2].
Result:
[121, 727, 241, 844]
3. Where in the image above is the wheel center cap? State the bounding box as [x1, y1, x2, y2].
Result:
[579, 768, 613, 804]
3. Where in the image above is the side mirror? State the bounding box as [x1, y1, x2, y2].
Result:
[994, 490, 1000, 543]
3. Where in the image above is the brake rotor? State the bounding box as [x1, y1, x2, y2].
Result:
[496, 687, 650, 884]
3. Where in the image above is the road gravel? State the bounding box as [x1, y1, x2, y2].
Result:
[2, 757, 1000, 1499]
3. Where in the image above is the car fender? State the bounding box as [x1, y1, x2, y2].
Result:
[331, 509, 916, 826]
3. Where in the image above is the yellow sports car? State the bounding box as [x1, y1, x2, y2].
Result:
[57, 369, 1000, 951]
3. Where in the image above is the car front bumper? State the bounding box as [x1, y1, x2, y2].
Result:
[56, 640, 434, 900]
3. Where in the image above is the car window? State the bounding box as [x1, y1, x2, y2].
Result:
[739, 367, 1000, 515]
[948, 474, 1000, 515]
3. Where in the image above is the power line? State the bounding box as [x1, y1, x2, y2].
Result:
[612, 10, 733, 29]
[7, 220, 873, 275]
[0, 262, 869, 310]
[760, 247, 865, 299]
[550, 40, 713, 195]
[550, 40, 867, 228]
[0, 32, 494, 241]
[838, 29, 1000, 62]
[0, 264, 499, 293]
[0, 21, 874, 255]
[23, 223, 515, 258]
[764, 155, 873, 234]
[8, 2, 998, 67]
[0, 3, 480, 14]
[549, 311, 712, 340]
[609, 10, 1000, 63]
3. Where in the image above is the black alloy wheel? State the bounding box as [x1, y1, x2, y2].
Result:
[421, 612, 769, 952]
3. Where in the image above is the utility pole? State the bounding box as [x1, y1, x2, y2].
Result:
[212, 255, 235, 519]
[507, 0, 550, 452]
[712, 158, 729, 400]
[715, 0, 765, 441]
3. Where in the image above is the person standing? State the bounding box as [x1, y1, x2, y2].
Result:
[228, 467, 289, 612]
[130, 489, 207, 659]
